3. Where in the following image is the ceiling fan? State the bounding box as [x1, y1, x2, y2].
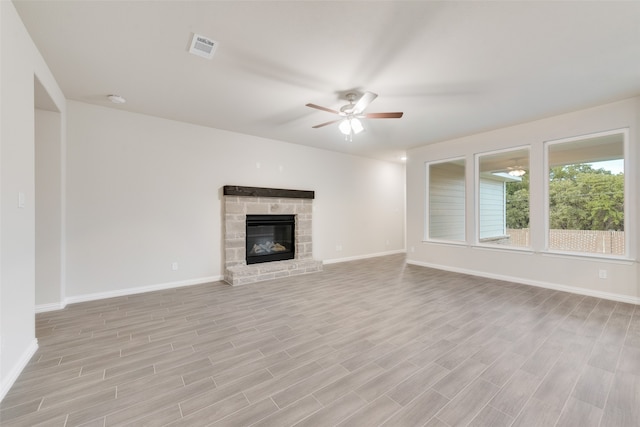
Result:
[306, 92, 403, 140]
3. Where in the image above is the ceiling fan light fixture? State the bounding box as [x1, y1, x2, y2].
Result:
[338, 119, 352, 135]
[508, 169, 526, 177]
[351, 118, 364, 134]
[338, 118, 364, 136]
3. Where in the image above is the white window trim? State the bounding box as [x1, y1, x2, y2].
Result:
[424, 157, 467, 245]
[543, 127, 630, 260]
[474, 146, 531, 250]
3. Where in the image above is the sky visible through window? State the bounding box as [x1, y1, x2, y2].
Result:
[589, 159, 624, 174]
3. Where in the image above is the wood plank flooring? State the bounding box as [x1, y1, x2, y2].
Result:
[1, 254, 639, 426]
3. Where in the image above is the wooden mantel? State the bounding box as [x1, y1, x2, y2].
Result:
[223, 185, 314, 200]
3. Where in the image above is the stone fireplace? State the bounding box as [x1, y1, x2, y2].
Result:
[223, 186, 323, 285]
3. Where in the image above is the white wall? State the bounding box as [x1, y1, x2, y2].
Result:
[35, 108, 63, 307]
[65, 101, 405, 301]
[407, 97, 640, 302]
[0, 1, 66, 400]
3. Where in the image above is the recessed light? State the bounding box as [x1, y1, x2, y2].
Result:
[107, 94, 126, 104]
[400, 156, 407, 161]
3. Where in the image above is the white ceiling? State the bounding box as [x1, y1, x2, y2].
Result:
[14, 1, 640, 162]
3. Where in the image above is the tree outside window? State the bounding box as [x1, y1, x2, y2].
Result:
[546, 131, 625, 256]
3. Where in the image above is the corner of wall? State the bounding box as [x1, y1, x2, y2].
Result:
[0, 339, 38, 402]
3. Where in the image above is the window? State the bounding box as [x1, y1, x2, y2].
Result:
[427, 159, 465, 242]
[546, 129, 626, 256]
[477, 148, 530, 248]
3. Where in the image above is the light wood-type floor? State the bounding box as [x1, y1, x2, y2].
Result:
[2, 254, 639, 426]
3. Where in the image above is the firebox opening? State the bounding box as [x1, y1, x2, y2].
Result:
[246, 214, 295, 265]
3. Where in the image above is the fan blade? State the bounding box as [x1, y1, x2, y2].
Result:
[305, 103, 341, 115]
[362, 112, 404, 119]
[312, 119, 341, 129]
[352, 91, 378, 114]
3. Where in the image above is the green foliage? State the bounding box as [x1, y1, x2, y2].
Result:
[505, 174, 530, 229]
[548, 164, 624, 231]
[505, 163, 624, 231]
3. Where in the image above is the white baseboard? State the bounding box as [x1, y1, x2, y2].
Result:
[0, 339, 38, 402]
[407, 259, 640, 305]
[323, 249, 406, 265]
[35, 301, 67, 313]
[61, 275, 223, 307]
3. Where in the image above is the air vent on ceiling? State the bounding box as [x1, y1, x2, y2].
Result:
[189, 33, 218, 59]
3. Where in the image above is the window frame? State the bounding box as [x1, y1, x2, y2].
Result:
[543, 128, 629, 260]
[474, 146, 531, 251]
[425, 157, 467, 244]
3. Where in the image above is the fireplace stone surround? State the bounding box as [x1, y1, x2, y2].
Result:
[223, 186, 323, 285]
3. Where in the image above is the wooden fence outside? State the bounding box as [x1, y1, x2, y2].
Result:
[506, 229, 624, 255]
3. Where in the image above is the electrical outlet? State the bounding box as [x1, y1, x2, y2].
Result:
[598, 269, 607, 279]
[336, 245, 342, 251]
[410, 246, 415, 253]
[172, 262, 178, 271]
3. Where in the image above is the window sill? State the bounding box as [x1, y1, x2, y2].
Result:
[542, 251, 635, 265]
[422, 239, 467, 247]
[472, 244, 533, 254]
